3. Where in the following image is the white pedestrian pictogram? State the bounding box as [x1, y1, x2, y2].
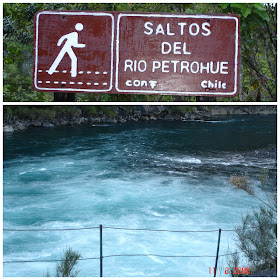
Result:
[48, 23, 86, 77]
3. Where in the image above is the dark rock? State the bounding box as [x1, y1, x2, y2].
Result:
[132, 109, 141, 117]
[60, 120, 69, 126]
[53, 120, 60, 126]
[119, 118, 127, 123]
[42, 122, 54, 128]
[3, 125, 14, 132]
[141, 116, 150, 121]
[156, 105, 166, 114]
[149, 115, 157, 120]
[73, 117, 84, 124]
[250, 268, 277, 277]
[33, 121, 42, 127]
[107, 118, 117, 123]
[16, 123, 26, 130]
[90, 117, 101, 123]
[163, 114, 174, 120]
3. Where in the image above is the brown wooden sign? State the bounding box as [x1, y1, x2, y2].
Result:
[34, 11, 240, 96]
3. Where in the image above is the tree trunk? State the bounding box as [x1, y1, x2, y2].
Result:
[196, 96, 217, 102]
[53, 92, 76, 102]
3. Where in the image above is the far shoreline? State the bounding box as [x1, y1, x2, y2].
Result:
[3, 105, 276, 132]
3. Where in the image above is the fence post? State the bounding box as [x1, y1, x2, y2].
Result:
[214, 228, 222, 277]
[100, 224, 103, 277]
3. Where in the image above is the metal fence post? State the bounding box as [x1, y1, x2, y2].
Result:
[214, 228, 222, 277]
[100, 224, 103, 277]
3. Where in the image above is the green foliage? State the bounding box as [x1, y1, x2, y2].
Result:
[3, 106, 82, 121]
[220, 3, 270, 22]
[46, 247, 82, 277]
[233, 206, 277, 274]
[102, 106, 117, 118]
[80, 106, 98, 116]
[4, 106, 56, 121]
[169, 106, 195, 114]
[122, 106, 133, 114]
[3, 62, 52, 102]
[224, 3, 277, 101]
[54, 106, 79, 119]
[3, 107, 13, 122]
[3, 3, 276, 101]
[227, 170, 277, 275]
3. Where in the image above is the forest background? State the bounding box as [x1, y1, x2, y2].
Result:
[3, 3, 277, 102]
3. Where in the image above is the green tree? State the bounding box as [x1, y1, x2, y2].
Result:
[219, 4, 276, 101]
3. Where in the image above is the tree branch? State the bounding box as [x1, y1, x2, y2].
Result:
[259, 27, 276, 80]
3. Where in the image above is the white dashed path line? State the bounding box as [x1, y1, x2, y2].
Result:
[39, 70, 108, 75]
[38, 80, 109, 86]
[38, 69, 108, 75]
[37, 69, 109, 86]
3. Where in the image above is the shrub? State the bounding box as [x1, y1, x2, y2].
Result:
[227, 171, 277, 275]
[55, 106, 79, 119]
[46, 247, 82, 277]
[80, 106, 98, 117]
[102, 106, 117, 118]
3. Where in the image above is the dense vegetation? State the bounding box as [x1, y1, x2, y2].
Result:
[3, 105, 196, 122]
[4, 3, 276, 102]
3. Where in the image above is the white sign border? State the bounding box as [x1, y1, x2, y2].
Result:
[116, 13, 239, 96]
[34, 11, 114, 92]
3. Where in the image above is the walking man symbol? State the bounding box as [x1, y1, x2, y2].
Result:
[48, 23, 86, 78]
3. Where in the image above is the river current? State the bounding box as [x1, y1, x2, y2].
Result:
[3, 115, 276, 277]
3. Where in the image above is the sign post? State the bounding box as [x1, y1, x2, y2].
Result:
[34, 11, 240, 97]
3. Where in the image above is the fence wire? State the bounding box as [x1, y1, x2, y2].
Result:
[3, 226, 100, 232]
[3, 252, 242, 264]
[103, 225, 221, 233]
[3, 224, 243, 265]
[3, 225, 234, 232]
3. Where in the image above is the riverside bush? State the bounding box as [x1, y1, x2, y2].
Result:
[46, 247, 81, 277]
[102, 106, 117, 118]
[227, 171, 277, 275]
[80, 106, 98, 117]
[54, 106, 80, 119]
[4, 106, 56, 121]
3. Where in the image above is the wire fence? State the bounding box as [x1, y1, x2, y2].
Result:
[3, 224, 248, 277]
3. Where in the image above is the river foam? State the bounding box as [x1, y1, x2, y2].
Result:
[3, 116, 276, 277]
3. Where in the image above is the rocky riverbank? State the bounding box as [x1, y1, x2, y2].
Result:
[3, 105, 276, 132]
